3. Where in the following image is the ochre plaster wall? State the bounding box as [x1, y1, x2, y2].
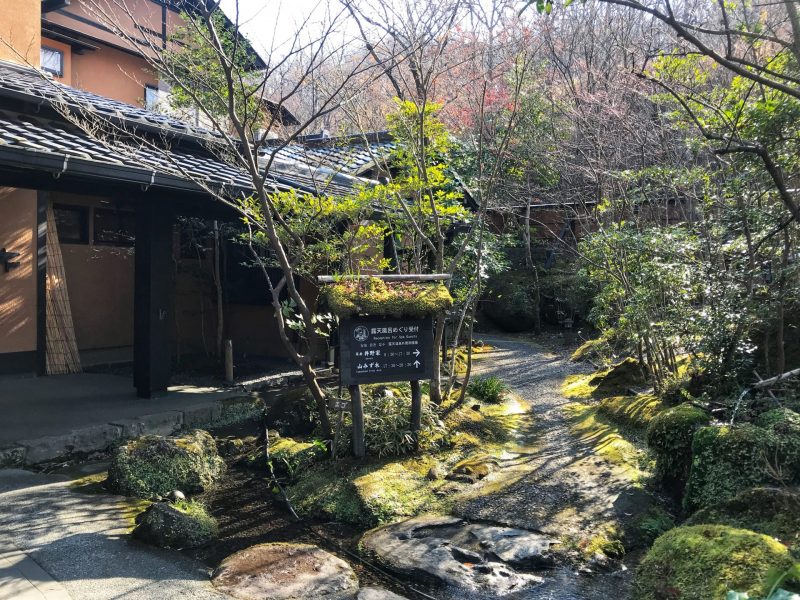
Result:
[71, 44, 156, 106]
[0, 0, 40, 67]
[0, 188, 37, 354]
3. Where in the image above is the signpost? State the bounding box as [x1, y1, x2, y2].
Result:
[338, 316, 433, 457]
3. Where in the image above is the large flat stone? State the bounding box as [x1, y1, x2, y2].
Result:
[19, 424, 124, 465]
[212, 543, 358, 600]
[111, 411, 183, 438]
[361, 515, 552, 596]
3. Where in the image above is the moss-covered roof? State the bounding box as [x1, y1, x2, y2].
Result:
[324, 277, 453, 318]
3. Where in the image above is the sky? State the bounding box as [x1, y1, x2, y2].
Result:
[219, 0, 360, 61]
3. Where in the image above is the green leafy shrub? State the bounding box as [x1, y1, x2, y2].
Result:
[755, 409, 800, 482]
[683, 424, 777, 512]
[686, 488, 800, 554]
[646, 403, 710, 494]
[108, 430, 225, 499]
[133, 500, 218, 548]
[334, 385, 448, 458]
[634, 525, 795, 600]
[325, 278, 453, 318]
[467, 376, 509, 404]
[633, 506, 676, 545]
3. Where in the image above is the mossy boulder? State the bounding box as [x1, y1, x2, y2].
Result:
[242, 437, 326, 481]
[446, 454, 498, 483]
[686, 487, 800, 554]
[633, 524, 794, 600]
[108, 429, 225, 499]
[598, 394, 664, 431]
[562, 358, 646, 400]
[133, 500, 218, 548]
[683, 424, 776, 513]
[325, 278, 453, 318]
[646, 403, 710, 494]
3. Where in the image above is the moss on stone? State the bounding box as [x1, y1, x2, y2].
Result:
[633, 524, 794, 600]
[241, 436, 326, 481]
[133, 500, 218, 548]
[755, 408, 800, 481]
[107, 430, 225, 499]
[646, 403, 710, 492]
[325, 278, 453, 318]
[686, 487, 800, 554]
[598, 394, 664, 431]
[683, 424, 776, 513]
[562, 358, 645, 400]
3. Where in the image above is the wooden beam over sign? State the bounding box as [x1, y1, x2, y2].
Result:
[317, 273, 451, 283]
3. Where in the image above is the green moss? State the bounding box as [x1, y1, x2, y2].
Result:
[242, 437, 326, 481]
[633, 525, 794, 600]
[107, 430, 225, 499]
[683, 424, 777, 513]
[564, 401, 648, 479]
[686, 487, 800, 554]
[562, 358, 645, 400]
[755, 408, 800, 481]
[325, 278, 453, 318]
[583, 524, 626, 560]
[133, 500, 218, 548]
[633, 505, 676, 545]
[598, 394, 664, 430]
[646, 403, 710, 492]
[449, 454, 496, 480]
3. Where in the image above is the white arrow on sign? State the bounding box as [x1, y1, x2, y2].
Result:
[413, 349, 421, 357]
[413, 360, 421, 368]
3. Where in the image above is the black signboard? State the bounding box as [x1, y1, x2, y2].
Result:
[339, 316, 434, 385]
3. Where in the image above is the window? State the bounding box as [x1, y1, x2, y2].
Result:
[53, 205, 89, 244]
[41, 47, 64, 77]
[144, 85, 159, 111]
[94, 208, 135, 246]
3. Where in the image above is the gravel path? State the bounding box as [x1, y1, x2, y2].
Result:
[0, 469, 227, 600]
[453, 335, 639, 599]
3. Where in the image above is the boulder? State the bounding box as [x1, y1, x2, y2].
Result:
[107, 429, 225, 499]
[634, 524, 794, 600]
[360, 515, 555, 596]
[133, 501, 218, 549]
[212, 543, 359, 600]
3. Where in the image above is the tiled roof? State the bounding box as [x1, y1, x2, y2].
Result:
[267, 137, 395, 176]
[0, 62, 372, 197]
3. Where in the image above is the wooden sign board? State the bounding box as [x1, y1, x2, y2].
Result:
[339, 316, 434, 385]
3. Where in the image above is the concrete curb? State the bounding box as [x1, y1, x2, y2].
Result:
[5, 374, 306, 467]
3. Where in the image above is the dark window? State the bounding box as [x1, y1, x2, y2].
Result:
[144, 85, 159, 110]
[41, 47, 64, 77]
[53, 204, 89, 244]
[94, 208, 135, 246]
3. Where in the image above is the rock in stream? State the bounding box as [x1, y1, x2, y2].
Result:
[361, 515, 559, 597]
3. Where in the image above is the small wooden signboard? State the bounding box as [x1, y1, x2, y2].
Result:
[339, 316, 434, 385]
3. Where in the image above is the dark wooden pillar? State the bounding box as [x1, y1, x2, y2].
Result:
[410, 380, 422, 450]
[383, 229, 400, 274]
[134, 200, 173, 398]
[349, 384, 366, 458]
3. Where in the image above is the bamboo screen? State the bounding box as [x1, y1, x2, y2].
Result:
[45, 204, 81, 374]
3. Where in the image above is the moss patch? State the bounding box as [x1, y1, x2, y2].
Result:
[564, 401, 649, 479]
[633, 524, 794, 600]
[686, 487, 800, 554]
[107, 430, 225, 499]
[133, 500, 218, 548]
[562, 358, 645, 400]
[325, 278, 453, 318]
[598, 394, 664, 431]
[241, 436, 326, 481]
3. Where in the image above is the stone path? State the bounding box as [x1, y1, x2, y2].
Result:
[456, 336, 638, 541]
[0, 469, 227, 600]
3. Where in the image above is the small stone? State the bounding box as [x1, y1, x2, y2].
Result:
[426, 465, 442, 481]
[471, 404, 481, 411]
[167, 490, 186, 502]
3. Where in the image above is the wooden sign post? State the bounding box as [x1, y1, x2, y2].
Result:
[339, 316, 435, 457]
